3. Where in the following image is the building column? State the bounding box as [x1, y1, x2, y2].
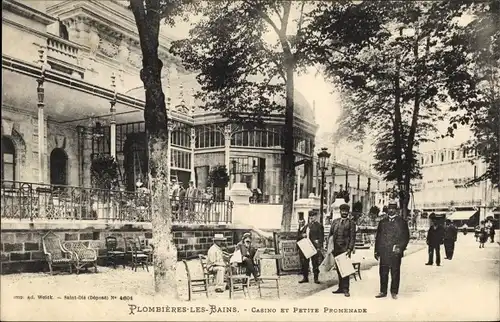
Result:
[190, 127, 196, 184]
[36, 48, 46, 184]
[110, 74, 117, 159]
[224, 124, 231, 197]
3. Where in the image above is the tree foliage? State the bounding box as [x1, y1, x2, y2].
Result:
[444, 0, 500, 188]
[170, 0, 316, 231]
[303, 0, 472, 217]
[208, 165, 230, 188]
[170, 0, 393, 229]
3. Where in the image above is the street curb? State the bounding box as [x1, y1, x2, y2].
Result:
[299, 243, 427, 299]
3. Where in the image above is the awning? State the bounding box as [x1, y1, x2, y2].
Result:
[447, 211, 477, 221]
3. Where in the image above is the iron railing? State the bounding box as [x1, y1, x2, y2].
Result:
[1, 181, 233, 224]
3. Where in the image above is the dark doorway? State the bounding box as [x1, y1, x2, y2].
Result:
[50, 148, 68, 185]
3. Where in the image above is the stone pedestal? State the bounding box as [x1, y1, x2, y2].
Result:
[229, 183, 252, 225]
[291, 193, 320, 231]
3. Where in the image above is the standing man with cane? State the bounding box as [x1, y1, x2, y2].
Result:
[374, 202, 410, 300]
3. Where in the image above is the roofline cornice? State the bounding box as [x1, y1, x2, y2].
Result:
[2, 0, 57, 25]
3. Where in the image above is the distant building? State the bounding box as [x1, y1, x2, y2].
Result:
[412, 129, 499, 226]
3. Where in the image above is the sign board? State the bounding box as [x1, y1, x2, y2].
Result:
[273, 232, 301, 275]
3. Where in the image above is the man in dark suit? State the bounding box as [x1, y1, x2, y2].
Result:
[426, 214, 444, 266]
[297, 211, 324, 284]
[297, 214, 309, 283]
[374, 203, 410, 300]
[329, 203, 356, 297]
[444, 219, 458, 260]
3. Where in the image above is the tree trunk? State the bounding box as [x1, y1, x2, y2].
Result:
[130, 0, 178, 298]
[143, 59, 178, 297]
[280, 57, 295, 232]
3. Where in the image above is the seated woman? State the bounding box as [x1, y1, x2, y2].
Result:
[233, 233, 259, 280]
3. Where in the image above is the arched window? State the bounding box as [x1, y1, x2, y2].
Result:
[50, 148, 68, 186]
[1, 136, 16, 184]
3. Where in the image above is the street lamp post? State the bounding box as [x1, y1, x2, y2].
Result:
[318, 148, 331, 225]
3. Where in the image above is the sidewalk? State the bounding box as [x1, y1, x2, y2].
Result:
[301, 234, 500, 321]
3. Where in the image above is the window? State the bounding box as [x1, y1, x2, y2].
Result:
[50, 148, 68, 186]
[1, 136, 16, 184]
[59, 21, 69, 40]
[195, 124, 224, 148]
[441, 153, 444, 162]
[451, 151, 455, 160]
[430, 155, 434, 163]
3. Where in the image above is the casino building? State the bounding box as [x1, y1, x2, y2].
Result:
[1, 0, 317, 208]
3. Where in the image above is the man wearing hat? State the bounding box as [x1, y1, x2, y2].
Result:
[297, 211, 324, 284]
[329, 203, 356, 297]
[426, 213, 444, 266]
[443, 219, 458, 260]
[374, 202, 410, 299]
[207, 233, 228, 292]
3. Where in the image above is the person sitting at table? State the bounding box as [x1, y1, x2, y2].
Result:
[234, 233, 259, 280]
[207, 233, 228, 293]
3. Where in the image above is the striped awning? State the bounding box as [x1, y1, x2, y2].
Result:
[447, 211, 477, 221]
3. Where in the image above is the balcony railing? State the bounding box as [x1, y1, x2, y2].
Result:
[1, 181, 233, 224]
[47, 35, 80, 62]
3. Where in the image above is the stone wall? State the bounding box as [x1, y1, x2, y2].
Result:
[0, 222, 260, 274]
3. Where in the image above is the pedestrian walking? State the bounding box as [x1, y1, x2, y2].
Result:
[374, 202, 410, 300]
[478, 221, 488, 248]
[443, 219, 458, 260]
[426, 214, 444, 266]
[485, 220, 495, 243]
[297, 211, 324, 284]
[329, 204, 356, 297]
[461, 223, 468, 235]
[474, 224, 481, 241]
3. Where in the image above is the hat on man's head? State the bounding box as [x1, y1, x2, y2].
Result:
[388, 202, 398, 208]
[242, 232, 252, 240]
[339, 204, 350, 212]
[298, 212, 305, 221]
[213, 233, 226, 241]
[429, 212, 436, 219]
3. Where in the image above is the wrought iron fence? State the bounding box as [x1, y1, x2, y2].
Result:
[1, 181, 232, 224]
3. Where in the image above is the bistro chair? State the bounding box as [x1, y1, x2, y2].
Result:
[198, 255, 217, 285]
[105, 236, 126, 269]
[124, 237, 149, 272]
[183, 260, 209, 301]
[254, 251, 282, 299]
[42, 231, 74, 275]
[227, 263, 250, 299]
[136, 236, 154, 265]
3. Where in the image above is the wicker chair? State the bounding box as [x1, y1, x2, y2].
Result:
[42, 231, 74, 275]
[63, 241, 98, 274]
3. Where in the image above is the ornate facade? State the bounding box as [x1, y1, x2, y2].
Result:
[1, 0, 317, 205]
